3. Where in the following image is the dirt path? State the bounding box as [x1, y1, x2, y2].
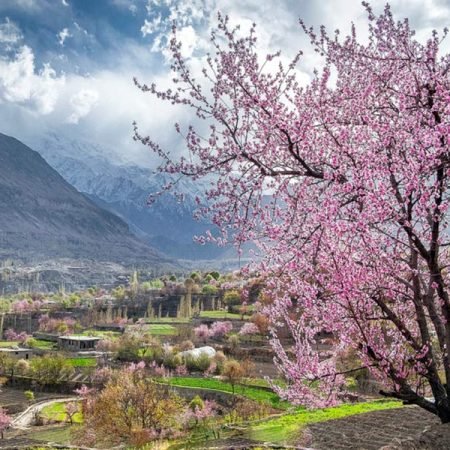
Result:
[11, 397, 77, 430]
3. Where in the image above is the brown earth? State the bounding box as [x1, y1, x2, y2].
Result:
[303, 406, 441, 450]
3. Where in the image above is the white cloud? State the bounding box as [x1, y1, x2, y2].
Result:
[74, 21, 90, 36]
[141, 16, 161, 37]
[58, 27, 71, 46]
[61, 0, 69, 6]
[0, 18, 23, 46]
[0, 45, 65, 114]
[67, 88, 99, 124]
[2, 0, 450, 170]
[176, 26, 198, 58]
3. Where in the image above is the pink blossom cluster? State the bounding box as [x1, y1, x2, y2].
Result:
[4, 328, 30, 343]
[0, 407, 11, 436]
[194, 321, 233, 340]
[12, 299, 42, 313]
[238, 323, 259, 336]
[38, 314, 77, 335]
[184, 400, 217, 424]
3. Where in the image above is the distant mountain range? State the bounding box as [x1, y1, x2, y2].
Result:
[0, 133, 170, 267]
[32, 132, 234, 261]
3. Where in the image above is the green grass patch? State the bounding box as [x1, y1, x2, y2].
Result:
[148, 324, 177, 335]
[166, 376, 288, 410]
[81, 330, 121, 339]
[0, 340, 19, 347]
[31, 339, 56, 349]
[28, 425, 74, 444]
[40, 401, 83, 424]
[146, 317, 190, 323]
[199, 311, 248, 320]
[66, 357, 97, 368]
[247, 399, 402, 444]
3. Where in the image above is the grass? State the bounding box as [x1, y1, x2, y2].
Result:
[146, 317, 190, 323]
[147, 324, 177, 335]
[246, 399, 402, 444]
[0, 340, 19, 347]
[66, 357, 97, 367]
[81, 330, 121, 339]
[199, 311, 248, 320]
[28, 425, 74, 444]
[165, 376, 289, 409]
[40, 401, 83, 424]
[32, 339, 56, 349]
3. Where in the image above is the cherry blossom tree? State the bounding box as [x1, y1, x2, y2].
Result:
[0, 408, 11, 439]
[194, 324, 210, 342]
[239, 322, 259, 336]
[135, 4, 450, 422]
[65, 401, 79, 425]
[209, 321, 233, 337]
[4, 329, 30, 343]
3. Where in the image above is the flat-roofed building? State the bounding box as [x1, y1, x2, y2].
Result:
[0, 347, 33, 360]
[57, 335, 101, 351]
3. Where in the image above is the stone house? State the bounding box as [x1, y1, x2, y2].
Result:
[57, 335, 101, 351]
[0, 347, 33, 360]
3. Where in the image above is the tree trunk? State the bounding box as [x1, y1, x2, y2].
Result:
[437, 404, 450, 423]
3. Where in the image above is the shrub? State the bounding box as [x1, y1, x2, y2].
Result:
[24, 390, 34, 402]
[202, 284, 218, 295]
[184, 353, 211, 373]
[223, 290, 241, 311]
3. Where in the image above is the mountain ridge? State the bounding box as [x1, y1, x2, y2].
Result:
[0, 132, 171, 267]
[32, 132, 235, 260]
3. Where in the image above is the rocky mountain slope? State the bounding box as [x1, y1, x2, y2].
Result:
[33, 133, 233, 260]
[0, 133, 169, 266]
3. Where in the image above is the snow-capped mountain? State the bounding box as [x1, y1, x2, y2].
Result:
[32, 132, 231, 260]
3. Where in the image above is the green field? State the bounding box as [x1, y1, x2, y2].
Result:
[148, 324, 177, 335]
[40, 401, 83, 424]
[27, 424, 74, 444]
[32, 339, 57, 349]
[246, 399, 402, 444]
[146, 317, 190, 323]
[66, 357, 97, 367]
[165, 376, 288, 409]
[199, 311, 248, 320]
[81, 330, 121, 339]
[0, 340, 19, 347]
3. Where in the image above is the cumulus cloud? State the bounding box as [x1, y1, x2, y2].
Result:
[58, 27, 71, 46]
[0, 45, 65, 114]
[0, 18, 23, 47]
[67, 88, 99, 124]
[141, 16, 161, 37]
[175, 26, 198, 58]
[2, 0, 450, 170]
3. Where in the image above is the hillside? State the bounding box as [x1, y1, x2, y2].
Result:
[32, 133, 235, 260]
[0, 133, 169, 266]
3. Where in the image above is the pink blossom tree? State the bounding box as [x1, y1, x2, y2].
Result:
[239, 323, 259, 336]
[209, 321, 233, 338]
[4, 329, 30, 343]
[194, 324, 210, 343]
[65, 401, 79, 425]
[0, 408, 11, 439]
[185, 397, 217, 428]
[134, 4, 450, 422]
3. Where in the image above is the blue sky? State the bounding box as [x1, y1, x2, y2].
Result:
[0, 0, 449, 165]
